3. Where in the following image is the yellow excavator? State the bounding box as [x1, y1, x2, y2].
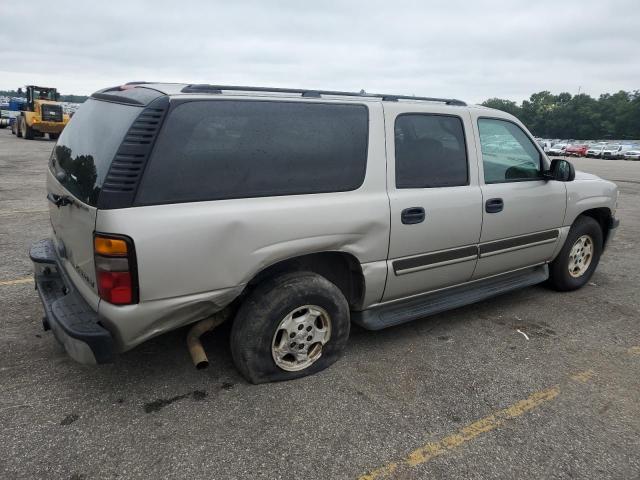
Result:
[15, 85, 69, 140]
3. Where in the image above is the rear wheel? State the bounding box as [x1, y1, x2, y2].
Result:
[230, 271, 350, 384]
[49, 133, 59, 140]
[16, 119, 22, 137]
[548, 216, 603, 291]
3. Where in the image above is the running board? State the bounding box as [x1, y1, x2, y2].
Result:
[352, 265, 549, 330]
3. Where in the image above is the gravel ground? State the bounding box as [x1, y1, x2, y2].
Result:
[1, 129, 638, 479]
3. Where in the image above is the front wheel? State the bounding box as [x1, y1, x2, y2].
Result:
[548, 216, 603, 291]
[230, 272, 350, 383]
[22, 118, 34, 140]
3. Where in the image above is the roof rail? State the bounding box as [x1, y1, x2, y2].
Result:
[179, 84, 466, 106]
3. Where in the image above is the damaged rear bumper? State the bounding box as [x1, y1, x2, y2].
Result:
[30, 238, 115, 364]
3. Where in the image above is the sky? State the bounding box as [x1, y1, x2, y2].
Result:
[1, 0, 638, 104]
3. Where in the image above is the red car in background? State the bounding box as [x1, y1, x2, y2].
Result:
[565, 144, 588, 157]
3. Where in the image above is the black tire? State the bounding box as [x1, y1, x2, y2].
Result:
[548, 216, 603, 291]
[49, 133, 59, 140]
[23, 121, 34, 140]
[230, 271, 350, 384]
[16, 119, 22, 138]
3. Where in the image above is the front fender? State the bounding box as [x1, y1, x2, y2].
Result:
[564, 175, 617, 226]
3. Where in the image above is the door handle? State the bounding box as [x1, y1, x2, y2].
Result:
[401, 207, 425, 224]
[485, 198, 504, 213]
[47, 192, 72, 208]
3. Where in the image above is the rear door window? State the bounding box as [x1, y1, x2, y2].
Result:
[136, 100, 369, 204]
[49, 99, 142, 206]
[394, 114, 468, 188]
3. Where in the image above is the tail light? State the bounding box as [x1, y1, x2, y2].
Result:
[94, 234, 138, 305]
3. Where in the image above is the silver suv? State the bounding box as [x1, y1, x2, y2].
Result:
[31, 83, 619, 383]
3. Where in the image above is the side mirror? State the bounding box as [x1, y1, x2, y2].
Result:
[17, 87, 23, 95]
[545, 159, 575, 182]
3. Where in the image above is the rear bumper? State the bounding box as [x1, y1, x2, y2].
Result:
[30, 238, 115, 364]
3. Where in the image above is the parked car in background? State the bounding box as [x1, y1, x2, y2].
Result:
[565, 144, 588, 157]
[548, 143, 569, 156]
[602, 144, 635, 160]
[586, 144, 606, 158]
[623, 148, 640, 160]
[537, 139, 552, 153]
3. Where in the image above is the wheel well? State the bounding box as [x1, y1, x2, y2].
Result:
[578, 207, 612, 245]
[246, 252, 366, 310]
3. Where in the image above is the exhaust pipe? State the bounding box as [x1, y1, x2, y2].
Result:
[186, 314, 226, 369]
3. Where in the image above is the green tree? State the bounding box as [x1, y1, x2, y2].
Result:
[481, 90, 640, 139]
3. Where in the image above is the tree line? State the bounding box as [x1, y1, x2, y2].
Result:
[482, 90, 640, 140]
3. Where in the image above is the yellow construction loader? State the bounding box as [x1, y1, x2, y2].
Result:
[15, 85, 69, 140]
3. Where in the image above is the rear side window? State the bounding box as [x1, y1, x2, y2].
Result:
[136, 100, 369, 204]
[49, 99, 142, 206]
[395, 114, 468, 188]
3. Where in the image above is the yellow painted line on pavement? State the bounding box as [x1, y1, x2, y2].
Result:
[628, 346, 640, 356]
[0, 277, 33, 286]
[358, 370, 595, 480]
[570, 369, 595, 383]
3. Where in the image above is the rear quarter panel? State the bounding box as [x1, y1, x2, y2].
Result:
[95, 101, 390, 305]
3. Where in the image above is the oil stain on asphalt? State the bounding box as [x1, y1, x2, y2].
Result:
[60, 414, 79, 426]
[143, 390, 208, 413]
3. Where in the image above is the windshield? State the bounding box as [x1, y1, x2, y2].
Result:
[32, 87, 58, 101]
[49, 99, 141, 206]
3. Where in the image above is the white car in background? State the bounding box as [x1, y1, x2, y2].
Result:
[623, 148, 640, 160]
[602, 144, 635, 160]
[537, 139, 552, 152]
[548, 143, 569, 156]
[586, 144, 606, 158]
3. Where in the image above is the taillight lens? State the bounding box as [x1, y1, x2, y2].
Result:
[94, 234, 138, 305]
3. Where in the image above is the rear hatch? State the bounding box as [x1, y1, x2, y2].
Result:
[47, 98, 142, 298]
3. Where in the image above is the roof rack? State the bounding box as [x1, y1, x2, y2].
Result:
[179, 84, 467, 106]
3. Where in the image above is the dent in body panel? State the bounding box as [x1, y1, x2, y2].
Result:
[99, 285, 243, 351]
[360, 260, 388, 308]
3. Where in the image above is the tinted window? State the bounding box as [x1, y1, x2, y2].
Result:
[136, 100, 369, 204]
[395, 114, 468, 188]
[478, 118, 542, 184]
[49, 99, 142, 206]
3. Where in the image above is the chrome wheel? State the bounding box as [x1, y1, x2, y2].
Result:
[568, 235, 593, 278]
[271, 305, 331, 372]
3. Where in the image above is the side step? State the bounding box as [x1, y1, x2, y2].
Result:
[352, 265, 549, 330]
